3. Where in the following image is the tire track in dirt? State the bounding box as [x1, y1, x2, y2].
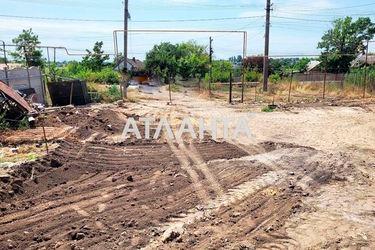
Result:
[0, 182, 128, 234]
[167, 140, 211, 203]
[144, 145, 325, 249]
[144, 169, 287, 249]
[179, 142, 225, 197]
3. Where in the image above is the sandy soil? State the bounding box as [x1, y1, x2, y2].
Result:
[0, 87, 374, 249]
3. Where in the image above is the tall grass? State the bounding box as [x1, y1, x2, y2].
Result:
[345, 66, 375, 90]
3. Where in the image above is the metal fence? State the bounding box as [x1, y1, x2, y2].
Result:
[209, 68, 375, 104]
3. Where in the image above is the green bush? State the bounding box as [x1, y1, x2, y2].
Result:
[245, 71, 262, 82]
[100, 85, 122, 103]
[0, 112, 10, 130]
[18, 117, 30, 130]
[87, 68, 120, 85]
[52, 62, 120, 85]
[261, 106, 275, 112]
[169, 84, 181, 92]
[204, 60, 233, 83]
[269, 74, 281, 84]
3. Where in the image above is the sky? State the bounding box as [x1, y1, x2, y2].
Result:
[1, 0, 375, 61]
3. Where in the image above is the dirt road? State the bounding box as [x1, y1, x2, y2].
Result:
[0, 88, 374, 249]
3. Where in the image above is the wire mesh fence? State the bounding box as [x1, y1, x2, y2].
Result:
[206, 55, 375, 104]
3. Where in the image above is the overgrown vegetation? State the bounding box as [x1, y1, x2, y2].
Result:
[243, 56, 311, 76]
[261, 106, 275, 112]
[245, 70, 262, 82]
[145, 41, 209, 85]
[48, 62, 120, 84]
[345, 66, 375, 89]
[18, 117, 30, 130]
[0, 112, 10, 130]
[169, 84, 181, 92]
[204, 60, 233, 83]
[88, 83, 122, 103]
[318, 17, 375, 73]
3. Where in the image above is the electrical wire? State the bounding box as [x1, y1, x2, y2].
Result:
[0, 14, 264, 23]
[272, 16, 333, 23]
[275, 2, 375, 12]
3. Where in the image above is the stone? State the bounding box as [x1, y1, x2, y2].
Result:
[162, 224, 184, 243]
[10, 148, 19, 154]
[69, 231, 86, 241]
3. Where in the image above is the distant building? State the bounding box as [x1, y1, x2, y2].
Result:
[114, 57, 149, 84]
[114, 57, 145, 72]
[351, 54, 375, 67]
[0, 63, 23, 70]
[306, 60, 321, 72]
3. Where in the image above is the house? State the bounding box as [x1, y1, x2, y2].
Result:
[115, 57, 145, 72]
[351, 54, 375, 67]
[114, 57, 148, 84]
[0, 63, 23, 70]
[306, 60, 321, 72]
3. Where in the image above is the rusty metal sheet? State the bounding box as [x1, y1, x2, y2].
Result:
[0, 80, 34, 113]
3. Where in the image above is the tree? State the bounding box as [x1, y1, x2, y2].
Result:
[318, 17, 375, 73]
[205, 60, 233, 82]
[11, 29, 44, 67]
[292, 58, 311, 73]
[145, 41, 210, 85]
[82, 41, 109, 71]
[176, 41, 209, 81]
[145, 42, 179, 84]
[229, 55, 243, 66]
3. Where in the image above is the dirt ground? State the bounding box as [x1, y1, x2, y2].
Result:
[0, 87, 374, 249]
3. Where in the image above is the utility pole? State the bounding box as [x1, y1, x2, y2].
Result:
[209, 37, 213, 95]
[123, 0, 129, 99]
[263, 0, 272, 92]
[363, 39, 369, 98]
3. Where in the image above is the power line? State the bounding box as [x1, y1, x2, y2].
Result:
[0, 14, 264, 23]
[272, 15, 333, 23]
[138, 1, 254, 9]
[276, 10, 375, 17]
[278, 2, 375, 12]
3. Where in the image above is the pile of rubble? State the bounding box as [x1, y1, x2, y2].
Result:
[0, 80, 40, 129]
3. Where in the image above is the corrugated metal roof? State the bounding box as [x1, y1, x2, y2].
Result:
[0, 63, 23, 70]
[0, 80, 35, 113]
[351, 54, 375, 67]
[307, 60, 321, 72]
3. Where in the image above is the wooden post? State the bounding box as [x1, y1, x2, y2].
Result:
[41, 117, 49, 154]
[209, 37, 213, 96]
[340, 71, 344, 90]
[229, 71, 233, 104]
[241, 68, 245, 103]
[288, 71, 293, 103]
[4, 67, 9, 85]
[323, 71, 327, 99]
[168, 80, 172, 105]
[363, 40, 369, 98]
